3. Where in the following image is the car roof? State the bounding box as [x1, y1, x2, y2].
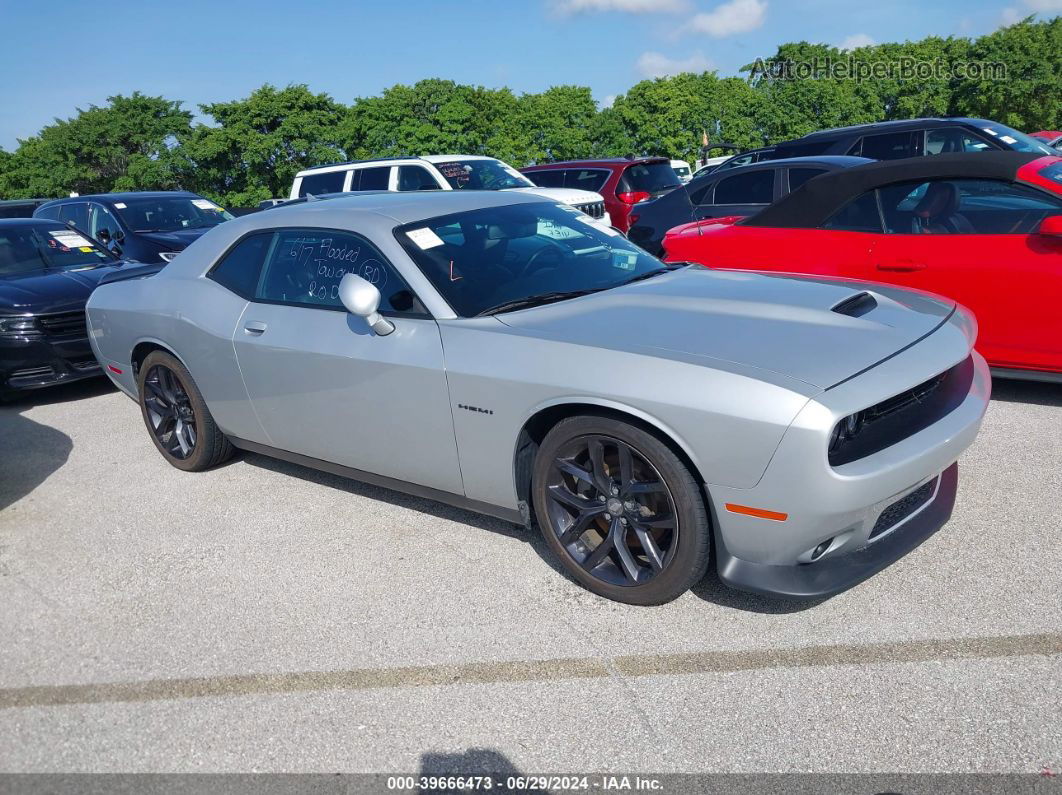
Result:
[743, 151, 1045, 229]
[523, 157, 670, 169]
[37, 191, 199, 206]
[296, 154, 505, 176]
[0, 217, 60, 227]
[791, 117, 989, 141]
[236, 188, 550, 227]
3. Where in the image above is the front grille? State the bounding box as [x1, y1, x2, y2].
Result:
[38, 310, 87, 338]
[575, 201, 606, 220]
[829, 355, 975, 466]
[869, 479, 936, 540]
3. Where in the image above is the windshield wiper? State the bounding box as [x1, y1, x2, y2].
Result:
[476, 289, 602, 317]
[617, 267, 673, 287]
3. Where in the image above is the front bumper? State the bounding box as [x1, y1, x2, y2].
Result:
[0, 334, 101, 392]
[705, 347, 991, 599]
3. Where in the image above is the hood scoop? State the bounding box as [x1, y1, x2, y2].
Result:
[831, 291, 877, 318]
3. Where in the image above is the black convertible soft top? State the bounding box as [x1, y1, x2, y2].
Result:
[742, 151, 1047, 229]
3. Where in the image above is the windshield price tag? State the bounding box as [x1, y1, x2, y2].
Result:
[49, 230, 94, 250]
[113, 202, 127, 209]
[192, 199, 218, 210]
[406, 227, 445, 250]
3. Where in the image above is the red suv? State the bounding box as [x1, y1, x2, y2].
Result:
[521, 157, 682, 232]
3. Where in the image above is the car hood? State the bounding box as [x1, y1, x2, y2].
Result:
[0, 263, 126, 314]
[505, 187, 605, 206]
[137, 227, 213, 249]
[496, 266, 955, 390]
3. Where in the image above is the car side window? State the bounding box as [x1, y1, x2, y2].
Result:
[256, 228, 424, 314]
[566, 169, 609, 192]
[712, 170, 774, 204]
[357, 167, 391, 191]
[787, 168, 828, 192]
[878, 178, 1062, 235]
[34, 204, 61, 221]
[823, 192, 884, 233]
[526, 170, 566, 188]
[90, 204, 121, 241]
[397, 165, 440, 191]
[850, 131, 922, 159]
[208, 232, 273, 298]
[297, 170, 346, 197]
[925, 129, 992, 155]
[58, 202, 89, 231]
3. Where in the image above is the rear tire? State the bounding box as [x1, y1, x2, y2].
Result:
[532, 415, 711, 605]
[137, 351, 233, 472]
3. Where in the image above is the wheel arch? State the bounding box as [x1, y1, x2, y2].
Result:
[512, 398, 708, 519]
[130, 339, 189, 382]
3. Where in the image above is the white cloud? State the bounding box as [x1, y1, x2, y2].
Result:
[1001, 0, 1062, 25]
[636, 50, 713, 78]
[837, 33, 876, 51]
[999, 7, 1023, 25]
[689, 0, 767, 37]
[550, 0, 688, 14]
[600, 94, 617, 108]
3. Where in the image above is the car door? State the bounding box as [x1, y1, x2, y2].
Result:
[867, 178, 1062, 371]
[692, 167, 777, 222]
[230, 226, 464, 494]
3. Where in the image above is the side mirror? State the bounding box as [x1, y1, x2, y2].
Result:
[96, 228, 111, 244]
[1037, 215, 1062, 237]
[339, 273, 395, 336]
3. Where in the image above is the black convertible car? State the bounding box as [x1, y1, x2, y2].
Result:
[626, 155, 871, 256]
[0, 218, 125, 399]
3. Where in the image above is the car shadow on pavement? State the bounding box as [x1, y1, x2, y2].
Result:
[691, 572, 825, 614]
[0, 406, 73, 512]
[417, 748, 548, 794]
[1, 376, 116, 409]
[990, 377, 1062, 407]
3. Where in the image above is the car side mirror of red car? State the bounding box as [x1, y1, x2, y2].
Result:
[1038, 215, 1062, 237]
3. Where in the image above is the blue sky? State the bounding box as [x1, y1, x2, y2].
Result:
[0, 0, 1057, 150]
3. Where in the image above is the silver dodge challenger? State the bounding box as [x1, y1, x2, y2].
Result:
[87, 191, 991, 605]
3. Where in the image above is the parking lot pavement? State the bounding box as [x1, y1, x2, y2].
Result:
[0, 377, 1059, 773]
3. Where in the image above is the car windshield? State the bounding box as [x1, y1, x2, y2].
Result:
[113, 196, 234, 232]
[0, 224, 115, 277]
[978, 122, 1056, 155]
[433, 159, 536, 190]
[396, 202, 669, 317]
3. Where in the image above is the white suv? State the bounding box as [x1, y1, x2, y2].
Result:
[290, 155, 610, 228]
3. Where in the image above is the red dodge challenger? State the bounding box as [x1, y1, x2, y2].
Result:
[663, 152, 1062, 381]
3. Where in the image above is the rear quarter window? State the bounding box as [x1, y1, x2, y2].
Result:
[297, 170, 346, 197]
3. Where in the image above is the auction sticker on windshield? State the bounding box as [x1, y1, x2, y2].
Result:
[406, 227, 445, 249]
[49, 229, 95, 252]
[192, 199, 220, 210]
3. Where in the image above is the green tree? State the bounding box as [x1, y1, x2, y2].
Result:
[952, 16, 1061, 130]
[0, 93, 191, 199]
[178, 84, 347, 206]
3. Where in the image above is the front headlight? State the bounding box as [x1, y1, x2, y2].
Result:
[0, 315, 42, 338]
[158, 252, 180, 262]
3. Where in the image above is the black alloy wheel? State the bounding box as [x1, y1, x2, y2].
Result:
[143, 364, 198, 459]
[533, 415, 711, 604]
[546, 434, 678, 587]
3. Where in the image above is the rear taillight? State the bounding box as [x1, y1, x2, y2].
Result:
[617, 191, 651, 204]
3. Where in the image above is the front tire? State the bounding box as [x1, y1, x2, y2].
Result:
[137, 351, 233, 472]
[532, 415, 711, 605]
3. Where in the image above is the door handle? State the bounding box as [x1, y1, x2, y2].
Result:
[876, 262, 927, 272]
[243, 321, 267, 335]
